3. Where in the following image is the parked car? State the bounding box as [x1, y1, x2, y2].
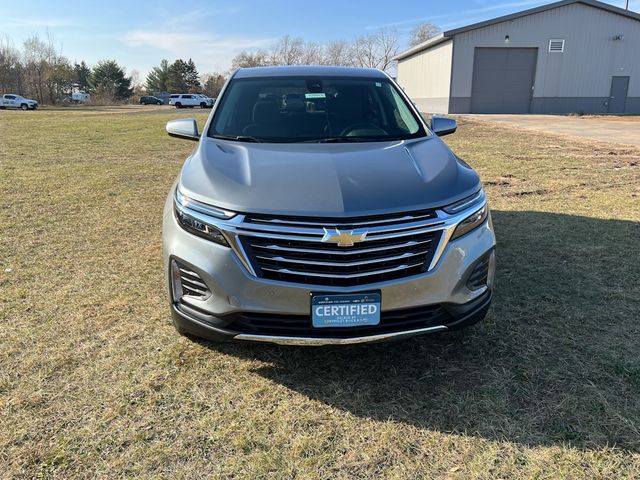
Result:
[195, 94, 215, 107]
[163, 66, 496, 345]
[0, 94, 38, 110]
[168, 94, 212, 108]
[71, 92, 90, 103]
[140, 95, 163, 105]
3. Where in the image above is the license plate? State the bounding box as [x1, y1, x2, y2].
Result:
[311, 292, 381, 328]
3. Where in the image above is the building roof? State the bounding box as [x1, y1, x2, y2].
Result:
[393, 0, 640, 61]
[234, 65, 387, 78]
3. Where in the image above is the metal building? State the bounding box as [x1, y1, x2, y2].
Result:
[393, 0, 640, 114]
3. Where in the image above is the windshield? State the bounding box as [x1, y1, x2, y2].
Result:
[208, 76, 426, 143]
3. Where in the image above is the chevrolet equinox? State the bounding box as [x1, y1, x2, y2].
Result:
[162, 66, 496, 345]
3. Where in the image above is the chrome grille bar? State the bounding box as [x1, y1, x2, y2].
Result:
[233, 223, 445, 244]
[255, 250, 428, 267]
[261, 262, 425, 279]
[249, 239, 433, 256]
[247, 212, 437, 228]
[235, 216, 445, 237]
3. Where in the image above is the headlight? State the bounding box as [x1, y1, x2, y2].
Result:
[451, 205, 489, 240]
[444, 189, 489, 240]
[443, 189, 485, 214]
[174, 187, 234, 247]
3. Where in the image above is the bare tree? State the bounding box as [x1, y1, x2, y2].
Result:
[301, 41, 323, 65]
[353, 28, 399, 72]
[409, 22, 441, 46]
[20, 33, 73, 104]
[270, 35, 305, 65]
[230, 50, 270, 69]
[0, 37, 23, 93]
[22, 34, 52, 102]
[322, 40, 354, 66]
[201, 73, 226, 98]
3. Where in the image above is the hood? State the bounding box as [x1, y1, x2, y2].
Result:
[179, 136, 481, 217]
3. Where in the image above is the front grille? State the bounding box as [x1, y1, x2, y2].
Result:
[236, 211, 444, 287]
[227, 304, 453, 338]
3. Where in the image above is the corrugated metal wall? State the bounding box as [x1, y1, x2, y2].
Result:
[396, 40, 453, 113]
[450, 3, 640, 113]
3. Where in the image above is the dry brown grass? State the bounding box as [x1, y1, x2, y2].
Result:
[1, 108, 639, 479]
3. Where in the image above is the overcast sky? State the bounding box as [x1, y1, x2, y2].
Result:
[1, 0, 638, 78]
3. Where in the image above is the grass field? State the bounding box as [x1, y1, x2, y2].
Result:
[1, 106, 639, 479]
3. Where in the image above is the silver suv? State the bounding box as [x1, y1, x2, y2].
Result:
[163, 66, 496, 345]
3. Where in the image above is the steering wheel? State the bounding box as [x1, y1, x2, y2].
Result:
[340, 122, 388, 137]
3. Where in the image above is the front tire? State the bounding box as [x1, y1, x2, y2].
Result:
[20, 103, 28, 111]
[200, 102, 207, 108]
[157, 100, 162, 105]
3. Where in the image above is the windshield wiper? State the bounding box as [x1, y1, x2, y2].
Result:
[300, 136, 401, 143]
[300, 136, 379, 143]
[211, 134, 261, 143]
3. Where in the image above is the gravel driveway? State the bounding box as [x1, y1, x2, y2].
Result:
[464, 114, 640, 147]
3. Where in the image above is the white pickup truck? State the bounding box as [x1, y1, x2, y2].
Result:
[168, 94, 213, 109]
[0, 94, 38, 110]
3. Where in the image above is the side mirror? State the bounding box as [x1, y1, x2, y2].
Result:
[431, 116, 457, 137]
[166, 118, 200, 141]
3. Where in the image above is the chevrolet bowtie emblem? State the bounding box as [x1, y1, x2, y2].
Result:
[321, 228, 367, 247]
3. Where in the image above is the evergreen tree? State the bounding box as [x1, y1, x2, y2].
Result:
[185, 59, 201, 91]
[73, 61, 91, 90]
[90, 60, 133, 100]
[166, 58, 201, 93]
[145, 59, 170, 93]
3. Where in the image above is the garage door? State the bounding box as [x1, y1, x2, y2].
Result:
[471, 48, 538, 114]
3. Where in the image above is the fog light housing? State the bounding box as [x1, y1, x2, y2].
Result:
[467, 249, 496, 291]
[170, 259, 212, 302]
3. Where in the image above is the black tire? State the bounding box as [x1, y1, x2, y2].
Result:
[157, 100, 162, 105]
[175, 102, 182, 109]
[20, 103, 28, 111]
[200, 102, 207, 108]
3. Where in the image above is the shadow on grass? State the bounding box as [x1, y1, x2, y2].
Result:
[204, 211, 640, 451]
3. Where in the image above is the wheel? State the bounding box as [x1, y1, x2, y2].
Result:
[200, 102, 207, 108]
[157, 100, 162, 105]
[20, 103, 28, 111]
[175, 102, 182, 109]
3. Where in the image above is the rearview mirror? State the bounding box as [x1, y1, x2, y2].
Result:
[431, 116, 457, 137]
[166, 118, 199, 141]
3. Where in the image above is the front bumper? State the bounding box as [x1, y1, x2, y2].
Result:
[170, 289, 491, 345]
[163, 192, 496, 345]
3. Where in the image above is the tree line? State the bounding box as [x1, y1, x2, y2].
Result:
[230, 24, 440, 70]
[145, 24, 440, 99]
[1, 23, 439, 104]
[0, 34, 134, 104]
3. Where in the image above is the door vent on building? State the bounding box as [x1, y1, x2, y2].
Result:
[549, 39, 565, 53]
